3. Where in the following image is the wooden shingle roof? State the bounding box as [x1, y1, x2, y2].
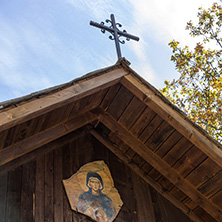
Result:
[0, 58, 222, 222]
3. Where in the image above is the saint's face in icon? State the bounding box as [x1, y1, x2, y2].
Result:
[77, 172, 116, 222]
[88, 177, 102, 195]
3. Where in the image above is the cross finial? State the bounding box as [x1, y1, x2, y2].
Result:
[90, 14, 139, 60]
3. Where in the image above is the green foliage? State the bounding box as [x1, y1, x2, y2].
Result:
[161, 3, 222, 143]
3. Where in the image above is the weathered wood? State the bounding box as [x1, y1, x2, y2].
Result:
[130, 107, 156, 137]
[6, 166, 22, 222]
[0, 172, 7, 222]
[99, 109, 222, 222]
[0, 68, 127, 132]
[35, 156, 45, 222]
[0, 127, 89, 174]
[107, 86, 134, 120]
[44, 151, 54, 222]
[163, 137, 193, 166]
[20, 160, 36, 221]
[90, 129, 203, 222]
[198, 170, 222, 198]
[62, 144, 73, 222]
[210, 190, 222, 208]
[172, 146, 207, 177]
[0, 111, 98, 167]
[155, 130, 182, 158]
[54, 147, 63, 222]
[100, 83, 121, 110]
[0, 130, 8, 150]
[132, 172, 156, 222]
[121, 74, 222, 168]
[118, 96, 146, 129]
[193, 207, 218, 222]
[138, 114, 163, 143]
[144, 121, 174, 151]
[186, 158, 221, 188]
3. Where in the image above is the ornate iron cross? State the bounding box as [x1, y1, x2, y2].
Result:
[90, 14, 139, 60]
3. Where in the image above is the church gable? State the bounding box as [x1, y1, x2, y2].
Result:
[0, 59, 222, 221]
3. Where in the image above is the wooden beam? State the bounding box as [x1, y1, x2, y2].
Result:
[90, 129, 204, 222]
[0, 127, 89, 174]
[121, 74, 222, 169]
[0, 111, 98, 167]
[99, 109, 222, 222]
[0, 68, 127, 133]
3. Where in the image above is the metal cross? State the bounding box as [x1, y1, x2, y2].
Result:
[90, 14, 139, 60]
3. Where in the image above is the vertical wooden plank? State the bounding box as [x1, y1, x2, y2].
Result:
[54, 147, 63, 222]
[44, 151, 54, 222]
[0, 172, 7, 222]
[132, 172, 155, 222]
[62, 143, 73, 222]
[35, 155, 45, 222]
[20, 160, 36, 222]
[6, 166, 22, 222]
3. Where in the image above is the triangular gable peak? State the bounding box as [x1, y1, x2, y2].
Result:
[0, 58, 222, 222]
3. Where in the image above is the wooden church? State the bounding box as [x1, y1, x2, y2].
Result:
[0, 58, 222, 222]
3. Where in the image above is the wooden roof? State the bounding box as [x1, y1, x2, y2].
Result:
[0, 58, 222, 222]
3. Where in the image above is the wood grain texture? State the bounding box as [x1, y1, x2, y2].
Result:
[99, 109, 222, 221]
[121, 74, 222, 168]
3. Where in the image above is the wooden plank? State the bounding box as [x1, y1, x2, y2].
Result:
[144, 121, 174, 151]
[0, 130, 8, 150]
[163, 137, 193, 166]
[210, 190, 222, 208]
[121, 74, 222, 168]
[44, 151, 54, 222]
[53, 147, 63, 222]
[3, 127, 16, 148]
[170, 187, 187, 202]
[138, 114, 163, 143]
[0, 172, 7, 222]
[132, 154, 146, 168]
[132, 172, 156, 222]
[107, 86, 134, 120]
[186, 158, 221, 188]
[62, 144, 73, 222]
[198, 170, 222, 198]
[12, 120, 32, 144]
[91, 129, 204, 222]
[193, 207, 218, 222]
[0, 111, 98, 166]
[6, 166, 22, 222]
[99, 109, 222, 221]
[157, 176, 175, 191]
[100, 83, 121, 110]
[0, 67, 127, 132]
[63, 89, 107, 122]
[0, 128, 88, 174]
[148, 168, 162, 181]
[35, 156, 45, 222]
[118, 96, 146, 128]
[20, 160, 36, 221]
[155, 130, 183, 158]
[172, 146, 207, 177]
[130, 107, 156, 137]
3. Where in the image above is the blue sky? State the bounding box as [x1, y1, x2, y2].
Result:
[0, 0, 219, 102]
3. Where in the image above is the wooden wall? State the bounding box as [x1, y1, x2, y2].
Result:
[0, 132, 192, 222]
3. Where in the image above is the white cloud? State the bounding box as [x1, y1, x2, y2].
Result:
[129, 0, 220, 47]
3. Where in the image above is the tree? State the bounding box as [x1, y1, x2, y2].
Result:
[161, 2, 222, 143]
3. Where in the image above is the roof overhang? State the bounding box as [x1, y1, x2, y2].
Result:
[0, 58, 221, 222]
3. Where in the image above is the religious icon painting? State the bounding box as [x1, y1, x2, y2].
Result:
[63, 160, 123, 222]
